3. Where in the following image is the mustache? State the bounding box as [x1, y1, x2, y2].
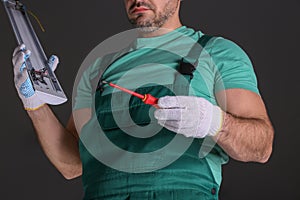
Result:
[129, 1, 154, 12]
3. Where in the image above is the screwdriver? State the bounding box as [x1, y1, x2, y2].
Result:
[102, 81, 159, 108]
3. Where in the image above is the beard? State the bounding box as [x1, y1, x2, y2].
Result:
[128, 1, 178, 32]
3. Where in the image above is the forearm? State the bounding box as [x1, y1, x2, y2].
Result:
[27, 105, 82, 179]
[214, 112, 274, 163]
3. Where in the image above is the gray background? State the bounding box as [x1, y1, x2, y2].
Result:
[0, 0, 299, 199]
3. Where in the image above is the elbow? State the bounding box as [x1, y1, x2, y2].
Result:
[258, 125, 274, 163]
[62, 173, 81, 181]
[240, 129, 274, 163]
[237, 147, 273, 163]
[61, 169, 82, 180]
[59, 165, 83, 180]
[64, 175, 81, 180]
[254, 126, 274, 163]
[257, 146, 273, 163]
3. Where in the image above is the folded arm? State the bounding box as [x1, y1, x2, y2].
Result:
[214, 88, 274, 163]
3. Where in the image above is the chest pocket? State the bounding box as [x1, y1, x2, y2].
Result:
[95, 84, 180, 154]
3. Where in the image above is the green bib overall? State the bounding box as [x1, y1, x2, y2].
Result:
[79, 34, 228, 200]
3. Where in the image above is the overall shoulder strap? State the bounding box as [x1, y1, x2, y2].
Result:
[173, 34, 214, 95]
[178, 34, 214, 78]
[187, 34, 214, 65]
[198, 35, 214, 48]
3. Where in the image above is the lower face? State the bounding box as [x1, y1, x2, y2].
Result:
[125, 0, 179, 32]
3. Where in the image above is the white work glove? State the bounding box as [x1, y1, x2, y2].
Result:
[12, 44, 59, 111]
[154, 96, 224, 138]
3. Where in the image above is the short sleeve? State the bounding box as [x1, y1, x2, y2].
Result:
[73, 58, 102, 111]
[207, 37, 260, 94]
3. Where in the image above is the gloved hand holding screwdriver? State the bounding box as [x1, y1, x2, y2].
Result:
[154, 96, 224, 138]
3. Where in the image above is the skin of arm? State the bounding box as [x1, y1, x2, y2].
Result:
[214, 88, 274, 163]
[27, 105, 83, 180]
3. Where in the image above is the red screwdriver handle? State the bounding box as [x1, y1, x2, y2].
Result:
[142, 94, 159, 108]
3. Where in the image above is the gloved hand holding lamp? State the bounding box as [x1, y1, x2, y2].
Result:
[12, 44, 59, 111]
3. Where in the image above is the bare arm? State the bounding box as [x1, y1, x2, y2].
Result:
[214, 89, 274, 163]
[27, 104, 82, 179]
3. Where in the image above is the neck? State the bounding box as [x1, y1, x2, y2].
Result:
[138, 25, 182, 38]
[139, 19, 182, 38]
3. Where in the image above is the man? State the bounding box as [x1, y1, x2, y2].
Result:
[12, 0, 274, 199]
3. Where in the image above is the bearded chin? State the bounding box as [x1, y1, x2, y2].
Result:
[135, 23, 160, 33]
[130, 20, 159, 33]
[129, 15, 167, 33]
